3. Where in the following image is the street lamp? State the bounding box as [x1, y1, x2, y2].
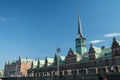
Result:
[56, 47, 61, 80]
[15, 62, 18, 77]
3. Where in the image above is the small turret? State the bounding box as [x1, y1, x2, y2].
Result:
[31, 61, 33, 69]
[101, 46, 105, 50]
[44, 57, 48, 67]
[37, 59, 40, 68]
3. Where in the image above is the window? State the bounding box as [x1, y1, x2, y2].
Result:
[98, 60, 103, 66]
[106, 59, 110, 66]
[88, 62, 91, 67]
[82, 63, 86, 68]
[93, 61, 96, 67]
[119, 49, 120, 52]
[115, 50, 118, 56]
[112, 58, 115, 64]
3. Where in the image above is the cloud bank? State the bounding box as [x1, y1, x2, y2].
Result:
[90, 40, 104, 44]
[104, 33, 120, 37]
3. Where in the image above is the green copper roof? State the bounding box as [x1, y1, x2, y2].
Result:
[31, 59, 45, 69]
[74, 52, 82, 62]
[92, 46, 101, 54]
[79, 53, 89, 62]
[89, 45, 102, 59]
[99, 47, 112, 58]
[59, 56, 65, 61]
[46, 57, 54, 66]
[54, 54, 65, 65]
[6, 57, 36, 65]
[59, 56, 65, 65]
[116, 40, 120, 45]
[20, 58, 33, 63]
[20, 58, 45, 69]
[40, 60, 45, 67]
[32, 60, 38, 68]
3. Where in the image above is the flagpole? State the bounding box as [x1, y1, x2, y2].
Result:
[57, 47, 61, 80]
[57, 51, 59, 79]
[15, 61, 18, 77]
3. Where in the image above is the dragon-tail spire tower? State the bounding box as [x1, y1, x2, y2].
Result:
[78, 14, 83, 38]
[75, 13, 87, 55]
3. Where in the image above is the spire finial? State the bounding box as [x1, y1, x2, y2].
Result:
[78, 10, 83, 38]
[113, 37, 116, 41]
[90, 44, 93, 47]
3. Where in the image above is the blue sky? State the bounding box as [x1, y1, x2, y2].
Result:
[0, 0, 120, 69]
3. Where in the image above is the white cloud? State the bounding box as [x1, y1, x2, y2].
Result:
[90, 40, 104, 44]
[0, 16, 7, 23]
[104, 33, 120, 37]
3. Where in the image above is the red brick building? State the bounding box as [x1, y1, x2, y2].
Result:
[4, 57, 36, 77]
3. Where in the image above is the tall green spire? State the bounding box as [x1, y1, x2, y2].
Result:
[78, 15, 83, 38]
[75, 14, 87, 55]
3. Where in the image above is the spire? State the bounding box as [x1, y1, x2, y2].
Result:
[37, 59, 40, 68]
[31, 61, 33, 69]
[78, 12, 83, 38]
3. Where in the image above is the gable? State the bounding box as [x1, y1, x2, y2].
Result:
[65, 48, 77, 64]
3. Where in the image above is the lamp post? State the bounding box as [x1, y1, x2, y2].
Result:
[15, 62, 18, 77]
[56, 47, 61, 80]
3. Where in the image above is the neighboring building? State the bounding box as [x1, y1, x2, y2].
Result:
[27, 15, 120, 77]
[4, 57, 37, 77]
